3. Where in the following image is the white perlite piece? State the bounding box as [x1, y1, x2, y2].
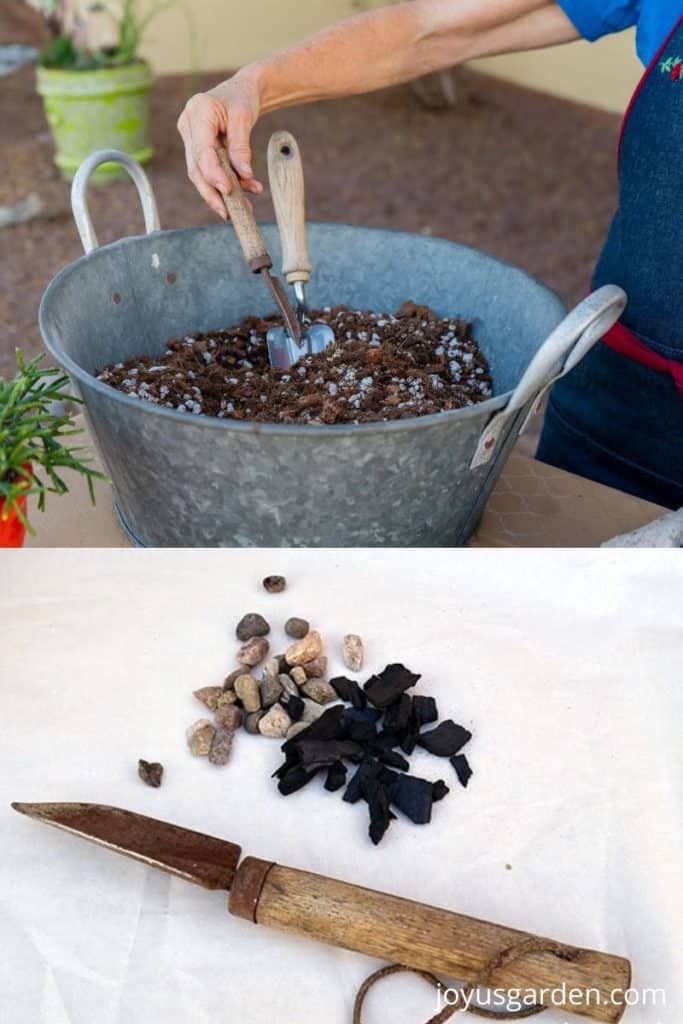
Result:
[258, 703, 292, 738]
[602, 508, 683, 548]
[342, 634, 364, 672]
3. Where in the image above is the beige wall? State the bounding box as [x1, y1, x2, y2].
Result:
[473, 31, 641, 113]
[140, 1, 641, 114]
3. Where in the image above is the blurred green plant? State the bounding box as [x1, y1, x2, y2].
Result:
[0, 352, 109, 532]
[30, 0, 173, 70]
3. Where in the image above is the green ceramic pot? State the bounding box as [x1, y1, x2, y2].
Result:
[36, 61, 154, 184]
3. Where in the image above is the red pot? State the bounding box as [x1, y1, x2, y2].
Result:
[0, 465, 31, 548]
[0, 495, 28, 548]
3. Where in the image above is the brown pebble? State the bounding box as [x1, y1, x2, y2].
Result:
[289, 666, 307, 686]
[302, 678, 338, 705]
[224, 668, 244, 690]
[234, 674, 261, 712]
[193, 686, 224, 711]
[279, 673, 300, 700]
[259, 703, 292, 738]
[286, 721, 310, 740]
[244, 710, 266, 734]
[215, 704, 243, 730]
[302, 656, 328, 679]
[301, 699, 325, 723]
[186, 719, 216, 756]
[285, 617, 309, 639]
[260, 674, 283, 708]
[216, 690, 238, 708]
[138, 759, 163, 788]
[238, 636, 270, 667]
[236, 613, 271, 641]
[285, 630, 323, 667]
[208, 727, 234, 766]
[342, 634, 364, 672]
[261, 658, 281, 684]
[263, 575, 286, 593]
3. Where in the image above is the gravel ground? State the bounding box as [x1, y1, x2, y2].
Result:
[1, 64, 620, 384]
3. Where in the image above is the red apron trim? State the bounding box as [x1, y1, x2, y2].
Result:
[602, 322, 683, 395]
[618, 13, 683, 163]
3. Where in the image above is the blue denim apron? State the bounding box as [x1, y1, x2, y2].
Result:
[537, 16, 683, 509]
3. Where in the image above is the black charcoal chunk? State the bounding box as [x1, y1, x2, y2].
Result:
[432, 779, 450, 802]
[400, 729, 419, 756]
[368, 786, 396, 846]
[295, 739, 365, 771]
[347, 718, 378, 745]
[383, 693, 413, 734]
[378, 748, 410, 771]
[330, 675, 368, 708]
[286, 695, 305, 722]
[343, 706, 382, 724]
[374, 729, 400, 751]
[363, 663, 421, 708]
[417, 720, 472, 757]
[281, 705, 346, 755]
[344, 757, 380, 804]
[278, 766, 318, 795]
[325, 761, 348, 792]
[450, 754, 473, 788]
[392, 774, 436, 825]
[413, 695, 438, 725]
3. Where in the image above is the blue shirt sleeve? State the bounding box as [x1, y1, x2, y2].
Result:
[555, 0, 640, 42]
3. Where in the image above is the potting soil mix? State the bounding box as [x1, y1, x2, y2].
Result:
[97, 302, 493, 424]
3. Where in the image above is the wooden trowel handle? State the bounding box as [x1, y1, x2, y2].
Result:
[230, 860, 631, 1023]
[267, 130, 312, 285]
[217, 149, 272, 272]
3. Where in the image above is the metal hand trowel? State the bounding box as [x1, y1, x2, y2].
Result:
[217, 149, 301, 369]
[266, 131, 335, 367]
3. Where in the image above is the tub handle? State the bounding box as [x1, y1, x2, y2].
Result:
[470, 284, 627, 469]
[71, 149, 161, 254]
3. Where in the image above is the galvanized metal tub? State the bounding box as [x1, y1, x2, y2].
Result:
[39, 151, 626, 547]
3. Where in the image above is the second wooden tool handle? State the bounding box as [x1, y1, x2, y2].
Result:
[267, 130, 312, 284]
[217, 149, 271, 272]
[230, 860, 631, 1024]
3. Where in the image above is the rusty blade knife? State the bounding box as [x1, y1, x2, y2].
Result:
[12, 802, 240, 889]
[10, 802, 630, 1022]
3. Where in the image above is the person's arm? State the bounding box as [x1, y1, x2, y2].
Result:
[177, 0, 579, 217]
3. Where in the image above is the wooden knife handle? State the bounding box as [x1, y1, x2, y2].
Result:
[217, 149, 271, 272]
[230, 859, 631, 1023]
[267, 130, 312, 284]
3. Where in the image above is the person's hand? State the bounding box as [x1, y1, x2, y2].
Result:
[177, 71, 264, 219]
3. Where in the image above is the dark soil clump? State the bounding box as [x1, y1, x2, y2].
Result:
[97, 302, 493, 425]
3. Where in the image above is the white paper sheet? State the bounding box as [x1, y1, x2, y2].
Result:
[1, 550, 681, 1024]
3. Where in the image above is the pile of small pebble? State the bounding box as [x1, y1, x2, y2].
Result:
[186, 575, 355, 766]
